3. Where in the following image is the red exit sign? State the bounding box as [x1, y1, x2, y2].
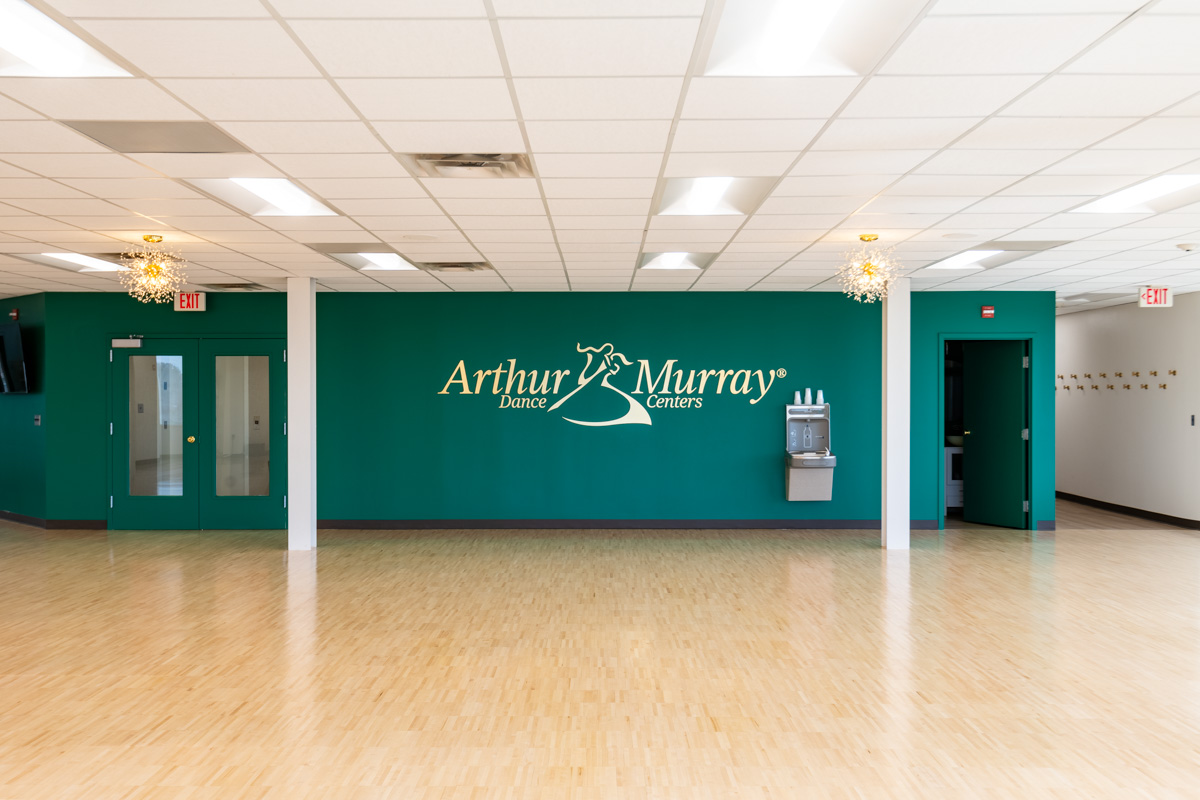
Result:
[1139, 286, 1173, 308]
[981, 305, 995, 318]
[174, 292, 206, 311]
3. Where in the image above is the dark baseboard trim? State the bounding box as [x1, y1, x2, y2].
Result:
[911, 519, 939, 530]
[1037, 520, 1057, 531]
[0, 510, 46, 528]
[318, 518, 907, 531]
[1056, 491, 1200, 531]
[0, 511, 107, 530]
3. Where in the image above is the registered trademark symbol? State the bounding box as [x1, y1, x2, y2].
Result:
[776, 368, 787, 378]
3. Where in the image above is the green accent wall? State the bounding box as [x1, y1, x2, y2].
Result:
[0, 294, 46, 520]
[318, 292, 883, 523]
[910, 291, 1056, 528]
[41, 293, 285, 522]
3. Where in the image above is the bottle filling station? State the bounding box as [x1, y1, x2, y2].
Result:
[785, 389, 836, 501]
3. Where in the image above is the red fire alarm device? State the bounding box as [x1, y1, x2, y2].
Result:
[981, 306, 995, 318]
[7, 309, 16, 321]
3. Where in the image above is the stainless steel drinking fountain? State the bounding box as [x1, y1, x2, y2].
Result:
[785, 391, 836, 501]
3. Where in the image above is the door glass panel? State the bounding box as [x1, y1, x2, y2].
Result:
[214, 355, 270, 496]
[129, 355, 184, 496]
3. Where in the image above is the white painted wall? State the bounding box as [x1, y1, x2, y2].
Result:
[1056, 293, 1200, 522]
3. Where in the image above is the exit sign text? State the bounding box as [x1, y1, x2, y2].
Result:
[174, 292, 206, 311]
[1138, 286, 1173, 308]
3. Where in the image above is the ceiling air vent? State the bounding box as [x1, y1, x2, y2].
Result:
[403, 153, 533, 179]
[419, 262, 493, 273]
[201, 282, 268, 292]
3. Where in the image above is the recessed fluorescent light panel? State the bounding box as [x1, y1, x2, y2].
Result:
[316, 247, 419, 271]
[188, 178, 337, 217]
[705, 0, 926, 77]
[28, 252, 125, 272]
[925, 250, 1004, 270]
[1072, 175, 1200, 214]
[0, 0, 129, 77]
[657, 177, 774, 216]
[638, 252, 716, 271]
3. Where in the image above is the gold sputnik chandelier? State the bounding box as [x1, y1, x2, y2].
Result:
[836, 234, 899, 303]
[120, 234, 187, 304]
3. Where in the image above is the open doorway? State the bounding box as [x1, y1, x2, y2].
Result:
[943, 338, 1032, 530]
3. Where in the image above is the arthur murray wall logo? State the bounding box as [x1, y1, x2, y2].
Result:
[438, 343, 785, 427]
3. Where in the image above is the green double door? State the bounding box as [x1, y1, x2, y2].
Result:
[111, 338, 287, 530]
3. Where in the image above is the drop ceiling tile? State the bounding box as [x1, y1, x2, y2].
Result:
[514, 77, 682, 120]
[217, 121, 385, 153]
[136, 153, 285, 178]
[298, 178, 426, 199]
[649, 215, 744, 230]
[440, 198, 545, 215]
[58, 178, 204, 199]
[0, 122, 108, 153]
[540, 178, 656, 198]
[813, 118, 979, 151]
[2, 154, 160, 178]
[1043, 149, 1200, 176]
[334, 198, 442, 215]
[864, 196, 977, 214]
[774, 175, 897, 196]
[5, 198, 129, 215]
[0, 180, 89, 199]
[80, 20, 320, 78]
[337, 78, 515, 120]
[465, 229, 556, 242]
[373, 121, 525, 153]
[116, 198, 245, 216]
[159, 79, 358, 121]
[880, 15, 1124, 74]
[664, 152, 797, 177]
[49, 0, 270, 16]
[672, 120, 822, 152]
[494, 0, 702, 14]
[935, 213, 1048, 229]
[554, 215, 646, 229]
[535, 153, 662, 178]
[1065, 16, 1200, 74]
[842, 76, 1038, 118]
[0, 163, 35, 179]
[349, 216, 457, 231]
[452, 216, 549, 229]
[272, 1, 487, 17]
[915, 149, 1073, 175]
[998, 175, 1141, 197]
[526, 121, 671, 153]
[755, 196, 869, 214]
[499, 18, 699, 77]
[264, 154, 409, 178]
[790, 150, 935, 176]
[743, 214, 841, 229]
[291, 20, 501, 77]
[0, 79, 198, 121]
[681, 77, 858, 119]
[1001, 75, 1200, 118]
[954, 117, 1132, 149]
[548, 198, 648, 215]
[1097, 118, 1200, 150]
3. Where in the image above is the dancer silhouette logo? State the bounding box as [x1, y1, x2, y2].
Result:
[438, 343, 784, 428]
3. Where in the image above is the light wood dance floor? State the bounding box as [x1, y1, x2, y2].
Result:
[1, 501, 1198, 798]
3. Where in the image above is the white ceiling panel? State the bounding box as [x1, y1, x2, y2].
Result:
[1097, 118, 1200, 150]
[498, 18, 700, 77]
[791, 150, 936, 176]
[0, 79, 199, 121]
[534, 153, 663, 178]
[1065, 16, 1200, 74]
[81, 20, 320, 78]
[133, 153, 285, 178]
[159, 79, 359, 121]
[264, 154, 411, 178]
[493, 0, 703, 15]
[775, 175, 897, 196]
[335, 198, 443, 216]
[373, 121, 525, 153]
[954, 117, 1132, 150]
[218, 122, 385, 153]
[812, 118, 979, 151]
[664, 152, 798, 177]
[1042, 150, 1200, 177]
[271, 0, 487, 16]
[681, 77, 858, 119]
[47, 0, 271, 16]
[289, 20, 503, 77]
[1, 154, 158, 178]
[842, 76, 1038, 118]
[525, 121, 671, 153]
[299, 178, 427, 199]
[672, 120, 822, 152]
[440, 198, 546, 215]
[58, 179, 204, 199]
[0, 122, 108, 152]
[540, 179, 657, 198]
[337, 79, 516, 120]
[886, 174, 1018, 196]
[514, 78, 683, 120]
[1001, 75, 1200, 118]
[880, 15, 1124, 75]
[915, 149, 1074, 176]
[420, 179, 541, 199]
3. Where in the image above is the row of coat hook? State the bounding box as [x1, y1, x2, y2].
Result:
[1058, 383, 1168, 391]
[1057, 370, 1176, 379]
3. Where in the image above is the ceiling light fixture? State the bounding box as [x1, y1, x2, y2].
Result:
[41, 252, 125, 272]
[836, 234, 899, 303]
[641, 252, 700, 270]
[705, 0, 858, 77]
[1072, 175, 1200, 214]
[0, 0, 129, 77]
[120, 234, 187, 304]
[228, 178, 336, 216]
[359, 252, 417, 271]
[925, 249, 1003, 270]
[685, 177, 735, 215]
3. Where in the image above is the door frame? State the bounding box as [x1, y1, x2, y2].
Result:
[936, 332, 1035, 531]
[106, 332, 287, 530]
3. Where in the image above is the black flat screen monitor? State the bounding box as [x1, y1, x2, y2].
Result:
[0, 322, 29, 394]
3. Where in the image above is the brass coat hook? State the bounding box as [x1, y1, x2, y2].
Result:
[1123, 384, 1131, 389]
[1132, 371, 1140, 377]
[1150, 370, 1158, 376]
[1140, 383, 1149, 389]
[1159, 383, 1167, 389]
[1091, 384, 1099, 390]
[1169, 370, 1177, 376]
[1106, 384, 1114, 390]
[1070, 374, 1078, 379]
[1077, 385, 1085, 391]
[1100, 372, 1107, 378]
[1057, 374, 1064, 380]
[1064, 385, 1071, 391]
[1085, 373, 1092, 379]
[1115, 372, 1123, 378]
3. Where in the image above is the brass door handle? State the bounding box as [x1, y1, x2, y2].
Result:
[964, 431, 971, 435]
[187, 436, 196, 443]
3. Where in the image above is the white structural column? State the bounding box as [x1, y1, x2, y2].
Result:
[882, 277, 911, 550]
[287, 277, 317, 550]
